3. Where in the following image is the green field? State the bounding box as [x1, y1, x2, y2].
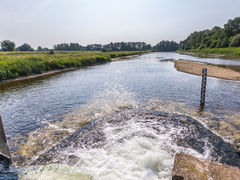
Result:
[179, 47, 240, 58]
[0, 51, 147, 82]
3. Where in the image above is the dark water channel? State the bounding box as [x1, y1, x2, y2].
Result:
[0, 52, 240, 179]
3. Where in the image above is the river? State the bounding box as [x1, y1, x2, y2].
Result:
[0, 52, 240, 179]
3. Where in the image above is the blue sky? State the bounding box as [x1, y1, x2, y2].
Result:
[0, 0, 240, 48]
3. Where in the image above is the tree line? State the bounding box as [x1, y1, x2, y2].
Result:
[0, 41, 178, 52]
[0, 40, 50, 52]
[54, 42, 152, 51]
[152, 41, 179, 52]
[179, 17, 240, 50]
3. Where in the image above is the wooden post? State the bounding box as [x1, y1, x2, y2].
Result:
[0, 115, 11, 165]
[200, 68, 207, 108]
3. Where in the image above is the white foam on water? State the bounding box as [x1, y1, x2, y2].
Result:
[54, 114, 204, 180]
[19, 164, 93, 180]
[19, 88, 216, 180]
[20, 113, 207, 180]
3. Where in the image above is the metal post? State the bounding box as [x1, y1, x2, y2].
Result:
[0, 114, 11, 165]
[200, 68, 207, 108]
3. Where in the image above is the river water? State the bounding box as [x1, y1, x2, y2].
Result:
[0, 52, 240, 179]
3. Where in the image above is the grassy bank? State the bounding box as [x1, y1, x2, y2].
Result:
[179, 47, 240, 58]
[0, 51, 147, 82]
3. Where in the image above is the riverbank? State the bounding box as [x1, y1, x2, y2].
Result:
[0, 51, 147, 84]
[173, 60, 240, 81]
[178, 47, 240, 59]
[112, 54, 143, 61]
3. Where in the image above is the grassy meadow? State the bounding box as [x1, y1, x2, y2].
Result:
[0, 51, 147, 82]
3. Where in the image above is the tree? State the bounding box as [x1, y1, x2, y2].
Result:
[224, 17, 240, 37]
[102, 42, 151, 51]
[1, 40, 15, 51]
[37, 46, 43, 51]
[230, 34, 240, 47]
[42, 47, 49, 51]
[53, 43, 85, 51]
[17, 43, 34, 51]
[178, 19, 239, 50]
[152, 41, 179, 52]
[86, 44, 103, 51]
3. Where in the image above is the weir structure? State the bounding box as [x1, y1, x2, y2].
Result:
[0, 115, 11, 165]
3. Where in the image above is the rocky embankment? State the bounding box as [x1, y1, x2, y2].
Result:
[172, 153, 240, 180]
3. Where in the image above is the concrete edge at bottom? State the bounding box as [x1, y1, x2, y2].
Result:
[172, 153, 240, 180]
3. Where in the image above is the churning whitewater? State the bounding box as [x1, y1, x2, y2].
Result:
[18, 87, 240, 180]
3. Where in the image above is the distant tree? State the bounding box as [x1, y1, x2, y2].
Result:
[17, 43, 34, 51]
[179, 17, 240, 50]
[179, 26, 230, 50]
[230, 34, 240, 47]
[53, 42, 151, 51]
[102, 42, 151, 51]
[42, 47, 49, 51]
[54, 43, 69, 50]
[224, 17, 240, 37]
[1, 40, 16, 51]
[152, 41, 179, 52]
[86, 44, 103, 51]
[37, 46, 43, 51]
[54, 43, 85, 51]
[69, 43, 81, 51]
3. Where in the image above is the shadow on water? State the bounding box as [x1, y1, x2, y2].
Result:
[0, 161, 18, 180]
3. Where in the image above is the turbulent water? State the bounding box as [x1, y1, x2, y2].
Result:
[0, 52, 240, 179]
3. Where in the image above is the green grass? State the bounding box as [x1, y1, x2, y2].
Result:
[0, 51, 147, 82]
[178, 47, 240, 58]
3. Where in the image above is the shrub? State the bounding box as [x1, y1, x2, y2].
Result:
[230, 34, 240, 47]
[49, 50, 54, 55]
[0, 66, 7, 81]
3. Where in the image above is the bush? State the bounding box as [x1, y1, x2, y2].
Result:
[230, 34, 240, 47]
[110, 54, 117, 58]
[0, 66, 7, 81]
[49, 50, 54, 55]
[102, 48, 107, 52]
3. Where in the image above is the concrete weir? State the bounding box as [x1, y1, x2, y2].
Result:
[0, 115, 11, 163]
[172, 153, 240, 180]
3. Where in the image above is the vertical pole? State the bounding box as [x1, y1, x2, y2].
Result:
[200, 68, 207, 108]
[0, 114, 11, 165]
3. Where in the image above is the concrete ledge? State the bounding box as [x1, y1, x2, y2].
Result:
[172, 153, 240, 180]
